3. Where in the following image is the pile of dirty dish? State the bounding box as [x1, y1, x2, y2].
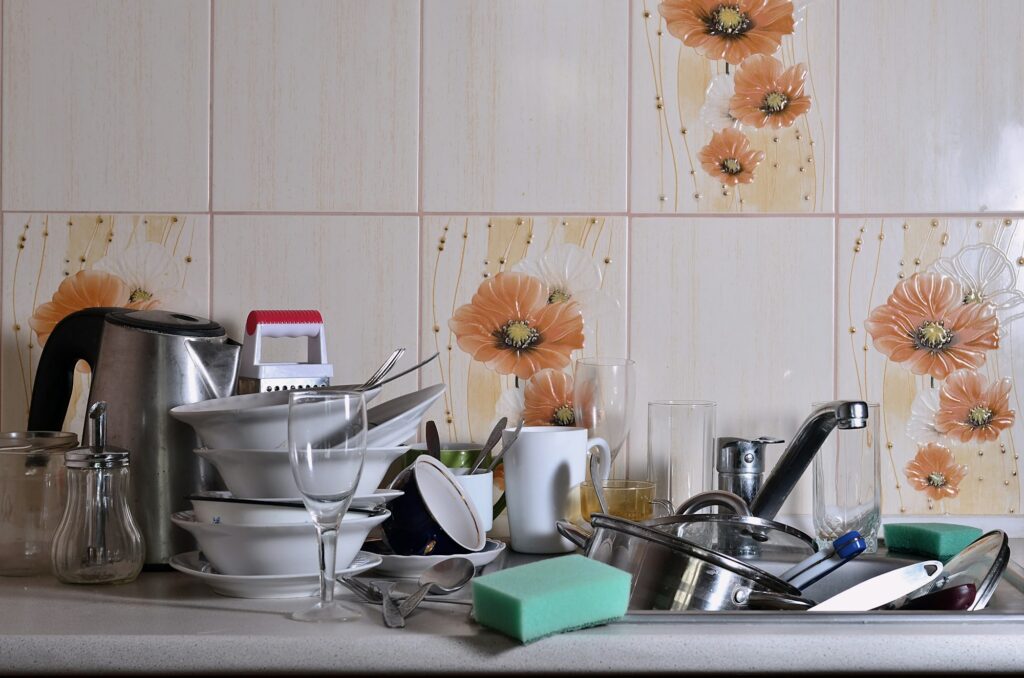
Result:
[167, 381, 469, 598]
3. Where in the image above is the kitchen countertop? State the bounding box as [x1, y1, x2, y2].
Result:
[3, 544, 1024, 675]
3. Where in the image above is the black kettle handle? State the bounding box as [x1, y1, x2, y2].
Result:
[27, 307, 120, 431]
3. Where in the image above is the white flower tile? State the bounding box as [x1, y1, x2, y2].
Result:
[630, 0, 836, 213]
[2, 1, 210, 211]
[420, 216, 627, 455]
[629, 216, 835, 514]
[839, 0, 1024, 212]
[212, 0, 419, 211]
[421, 0, 629, 212]
[837, 216, 1024, 515]
[210, 216, 420, 400]
[1, 213, 211, 431]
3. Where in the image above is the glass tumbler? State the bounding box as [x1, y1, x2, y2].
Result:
[646, 401, 716, 508]
[813, 402, 881, 552]
[0, 432, 77, 576]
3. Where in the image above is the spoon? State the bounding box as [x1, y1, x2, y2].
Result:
[425, 420, 441, 459]
[468, 417, 507, 475]
[588, 450, 609, 515]
[485, 418, 523, 474]
[372, 580, 406, 628]
[398, 557, 475, 618]
[358, 348, 406, 391]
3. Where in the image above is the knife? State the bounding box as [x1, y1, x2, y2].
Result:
[809, 560, 943, 612]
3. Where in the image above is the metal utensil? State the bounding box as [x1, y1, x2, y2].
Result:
[485, 418, 523, 473]
[588, 451, 609, 515]
[398, 557, 475, 618]
[372, 580, 405, 628]
[468, 418, 506, 475]
[809, 560, 943, 612]
[366, 352, 440, 390]
[359, 348, 406, 390]
[425, 420, 441, 459]
[338, 576, 474, 608]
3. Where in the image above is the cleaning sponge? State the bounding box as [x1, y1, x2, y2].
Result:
[472, 554, 631, 643]
[884, 522, 982, 562]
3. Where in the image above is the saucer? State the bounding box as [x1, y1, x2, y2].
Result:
[169, 550, 382, 599]
[351, 489, 403, 508]
[363, 538, 507, 578]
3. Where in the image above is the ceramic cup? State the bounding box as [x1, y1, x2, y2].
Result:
[450, 469, 494, 532]
[502, 426, 611, 554]
[382, 455, 486, 556]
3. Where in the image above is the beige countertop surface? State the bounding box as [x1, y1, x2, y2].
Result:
[2, 543, 1024, 674]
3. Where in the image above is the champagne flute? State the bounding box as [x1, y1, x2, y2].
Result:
[288, 390, 367, 623]
[573, 357, 636, 468]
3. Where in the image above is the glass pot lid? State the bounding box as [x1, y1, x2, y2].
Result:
[643, 513, 818, 563]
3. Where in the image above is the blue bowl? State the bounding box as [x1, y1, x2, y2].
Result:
[382, 455, 485, 556]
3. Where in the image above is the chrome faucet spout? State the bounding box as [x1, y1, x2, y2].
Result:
[748, 400, 869, 520]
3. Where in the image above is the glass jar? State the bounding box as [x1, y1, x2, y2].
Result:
[51, 403, 143, 584]
[0, 432, 78, 576]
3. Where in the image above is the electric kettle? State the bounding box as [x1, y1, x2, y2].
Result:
[28, 307, 241, 565]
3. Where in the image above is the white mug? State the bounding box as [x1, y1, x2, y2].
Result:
[451, 469, 494, 532]
[502, 426, 611, 554]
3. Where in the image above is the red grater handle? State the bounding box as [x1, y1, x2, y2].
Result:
[245, 309, 324, 338]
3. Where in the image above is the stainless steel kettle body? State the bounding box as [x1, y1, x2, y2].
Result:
[28, 308, 240, 565]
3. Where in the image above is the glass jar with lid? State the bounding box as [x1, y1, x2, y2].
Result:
[51, 402, 143, 584]
[0, 431, 78, 576]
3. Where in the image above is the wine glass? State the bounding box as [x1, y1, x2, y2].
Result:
[573, 357, 636, 467]
[288, 390, 368, 623]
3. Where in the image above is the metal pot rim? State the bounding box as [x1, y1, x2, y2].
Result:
[590, 513, 801, 596]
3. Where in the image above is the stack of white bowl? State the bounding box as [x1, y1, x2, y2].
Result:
[168, 384, 446, 578]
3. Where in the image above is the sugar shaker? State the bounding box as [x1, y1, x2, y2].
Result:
[51, 402, 144, 584]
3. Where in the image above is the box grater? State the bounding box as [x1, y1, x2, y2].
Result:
[236, 310, 334, 394]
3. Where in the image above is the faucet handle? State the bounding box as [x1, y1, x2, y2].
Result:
[717, 436, 784, 474]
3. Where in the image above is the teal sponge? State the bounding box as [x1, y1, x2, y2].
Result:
[472, 555, 631, 643]
[884, 522, 982, 562]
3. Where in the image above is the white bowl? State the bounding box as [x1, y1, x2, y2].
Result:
[194, 446, 407, 499]
[171, 509, 388, 576]
[190, 492, 403, 524]
[363, 384, 446, 448]
[168, 384, 382, 450]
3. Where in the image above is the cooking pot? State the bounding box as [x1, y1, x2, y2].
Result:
[557, 514, 811, 611]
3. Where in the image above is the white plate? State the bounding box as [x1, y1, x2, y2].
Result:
[367, 539, 507, 578]
[169, 550, 382, 599]
[191, 490, 404, 524]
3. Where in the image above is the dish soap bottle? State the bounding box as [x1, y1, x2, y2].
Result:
[51, 401, 144, 584]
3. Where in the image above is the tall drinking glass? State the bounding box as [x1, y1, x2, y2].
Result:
[646, 401, 716, 508]
[573, 358, 636, 466]
[288, 390, 368, 622]
[813, 402, 881, 553]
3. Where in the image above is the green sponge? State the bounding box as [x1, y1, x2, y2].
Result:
[472, 555, 631, 643]
[884, 522, 982, 562]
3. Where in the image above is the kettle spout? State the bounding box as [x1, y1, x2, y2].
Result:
[185, 339, 241, 400]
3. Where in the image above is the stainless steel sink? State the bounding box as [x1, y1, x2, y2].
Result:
[619, 548, 1024, 623]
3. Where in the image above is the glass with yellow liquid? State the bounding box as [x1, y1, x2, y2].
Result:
[580, 479, 656, 522]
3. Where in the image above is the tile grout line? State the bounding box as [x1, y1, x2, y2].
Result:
[208, 0, 215, 320]
[416, 0, 425, 394]
[1, 0, 5, 421]
[832, 0, 841, 400]
[624, 0, 633, 372]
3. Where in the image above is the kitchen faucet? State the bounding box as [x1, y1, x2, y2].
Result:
[748, 400, 869, 520]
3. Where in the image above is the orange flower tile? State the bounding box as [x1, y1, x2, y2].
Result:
[698, 127, 765, 185]
[935, 369, 1015, 444]
[904, 443, 968, 501]
[730, 54, 811, 128]
[659, 0, 795, 65]
[523, 369, 575, 426]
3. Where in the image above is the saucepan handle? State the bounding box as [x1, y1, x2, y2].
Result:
[556, 521, 592, 550]
[738, 589, 815, 611]
[674, 490, 751, 517]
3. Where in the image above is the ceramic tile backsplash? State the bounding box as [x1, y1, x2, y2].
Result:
[631, 0, 836, 213]
[1, 213, 210, 432]
[2, 1, 210, 212]
[630, 217, 835, 514]
[837, 216, 1024, 515]
[210, 216, 420, 399]
[2, 1, 1023, 523]
[420, 216, 627, 455]
[839, 0, 1024, 212]
[421, 0, 629, 212]
[212, 0, 419, 212]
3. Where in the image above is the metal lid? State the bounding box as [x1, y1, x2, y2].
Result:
[0, 430, 78, 451]
[65, 402, 130, 469]
[107, 310, 224, 337]
[590, 513, 801, 596]
[645, 512, 817, 560]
